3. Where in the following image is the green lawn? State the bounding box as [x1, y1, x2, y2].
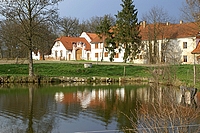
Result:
[0, 63, 149, 77]
[0, 62, 199, 86]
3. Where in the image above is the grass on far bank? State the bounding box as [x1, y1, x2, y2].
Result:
[0, 62, 199, 86]
[0, 63, 149, 78]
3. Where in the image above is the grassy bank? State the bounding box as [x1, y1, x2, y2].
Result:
[0, 61, 198, 86]
[0, 62, 150, 77]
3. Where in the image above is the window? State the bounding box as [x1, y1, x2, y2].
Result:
[115, 53, 119, 58]
[104, 52, 108, 57]
[95, 53, 98, 58]
[95, 43, 98, 49]
[183, 55, 187, 62]
[136, 55, 142, 59]
[183, 42, 187, 49]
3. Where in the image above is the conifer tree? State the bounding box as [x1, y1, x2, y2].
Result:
[96, 15, 115, 62]
[115, 0, 141, 63]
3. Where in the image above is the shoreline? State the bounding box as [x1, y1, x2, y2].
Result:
[0, 75, 176, 87]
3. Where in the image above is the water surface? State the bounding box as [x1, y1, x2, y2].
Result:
[0, 83, 197, 133]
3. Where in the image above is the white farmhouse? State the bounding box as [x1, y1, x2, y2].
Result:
[80, 32, 146, 63]
[80, 32, 126, 62]
[139, 21, 199, 64]
[46, 36, 91, 61]
[39, 21, 200, 64]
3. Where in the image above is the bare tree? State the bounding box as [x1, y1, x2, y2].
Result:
[0, 0, 62, 77]
[59, 17, 81, 37]
[164, 40, 182, 64]
[123, 85, 200, 133]
[0, 20, 24, 59]
[181, 0, 200, 23]
[33, 22, 58, 60]
[80, 14, 116, 33]
[141, 6, 174, 64]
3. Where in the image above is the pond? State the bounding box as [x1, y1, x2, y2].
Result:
[0, 83, 199, 133]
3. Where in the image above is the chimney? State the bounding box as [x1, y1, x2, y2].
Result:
[180, 20, 183, 24]
[142, 21, 146, 28]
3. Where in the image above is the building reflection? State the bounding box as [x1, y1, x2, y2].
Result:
[55, 85, 200, 110]
[54, 88, 126, 109]
[0, 83, 200, 132]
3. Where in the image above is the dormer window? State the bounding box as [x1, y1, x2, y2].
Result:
[79, 42, 83, 47]
[72, 42, 77, 47]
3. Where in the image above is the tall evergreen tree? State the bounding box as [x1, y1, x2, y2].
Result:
[96, 15, 114, 62]
[115, 0, 141, 63]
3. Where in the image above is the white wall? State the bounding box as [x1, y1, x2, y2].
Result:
[141, 37, 196, 64]
[178, 37, 196, 64]
[51, 41, 72, 60]
[80, 32, 92, 42]
[32, 51, 40, 60]
[50, 40, 91, 61]
[48, 32, 198, 64]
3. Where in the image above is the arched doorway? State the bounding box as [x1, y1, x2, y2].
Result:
[76, 49, 82, 60]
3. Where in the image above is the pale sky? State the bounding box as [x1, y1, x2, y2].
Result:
[58, 0, 185, 22]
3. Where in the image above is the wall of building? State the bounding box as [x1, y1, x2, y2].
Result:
[178, 37, 196, 64]
[32, 52, 40, 60]
[44, 32, 198, 65]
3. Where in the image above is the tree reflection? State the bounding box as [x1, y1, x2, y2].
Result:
[2, 83, 198, 132]
[124, 84, 200, 133]
[26, 85, 34, 133]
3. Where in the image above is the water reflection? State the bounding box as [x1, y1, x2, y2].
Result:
[0, 83, 199, 133]
[55, 88, 126, 110]
[55, 92, 64, 102]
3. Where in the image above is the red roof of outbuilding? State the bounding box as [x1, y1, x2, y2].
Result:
[192, 41, 200, 54]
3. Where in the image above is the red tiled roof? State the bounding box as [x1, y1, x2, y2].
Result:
[86, 33, 98, 40]
[192, 41, 200, 54]
[91, 35, 103, 43]
[87, 22, 199, 43]
[55, 36, 91, 50]
[84, 32, 103, 43]
[140, 22, 199, 40]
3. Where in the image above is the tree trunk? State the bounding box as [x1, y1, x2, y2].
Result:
[101, 46, 104, 62]
[153, 42, 157, 64]
[27, 86, 34, 132]
[101, 36, 105, 62]
[29, 49, 34, 77]
[149, 43, 153, 64]
[0, 48, 2, 58]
